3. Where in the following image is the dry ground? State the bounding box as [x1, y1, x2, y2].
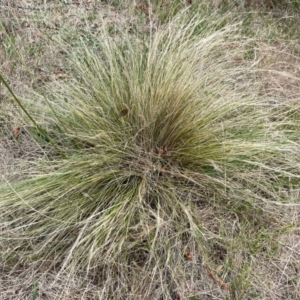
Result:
[1, 1, 300, 299]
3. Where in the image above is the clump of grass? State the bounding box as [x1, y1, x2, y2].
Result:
[0, 13, 299, 299]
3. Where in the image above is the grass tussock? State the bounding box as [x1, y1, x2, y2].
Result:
[0, 12, 300, 299]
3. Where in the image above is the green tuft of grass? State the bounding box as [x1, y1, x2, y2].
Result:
[0, 12, 300, 299]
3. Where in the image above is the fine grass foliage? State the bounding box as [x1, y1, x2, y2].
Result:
[1, 13, 300, 299]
